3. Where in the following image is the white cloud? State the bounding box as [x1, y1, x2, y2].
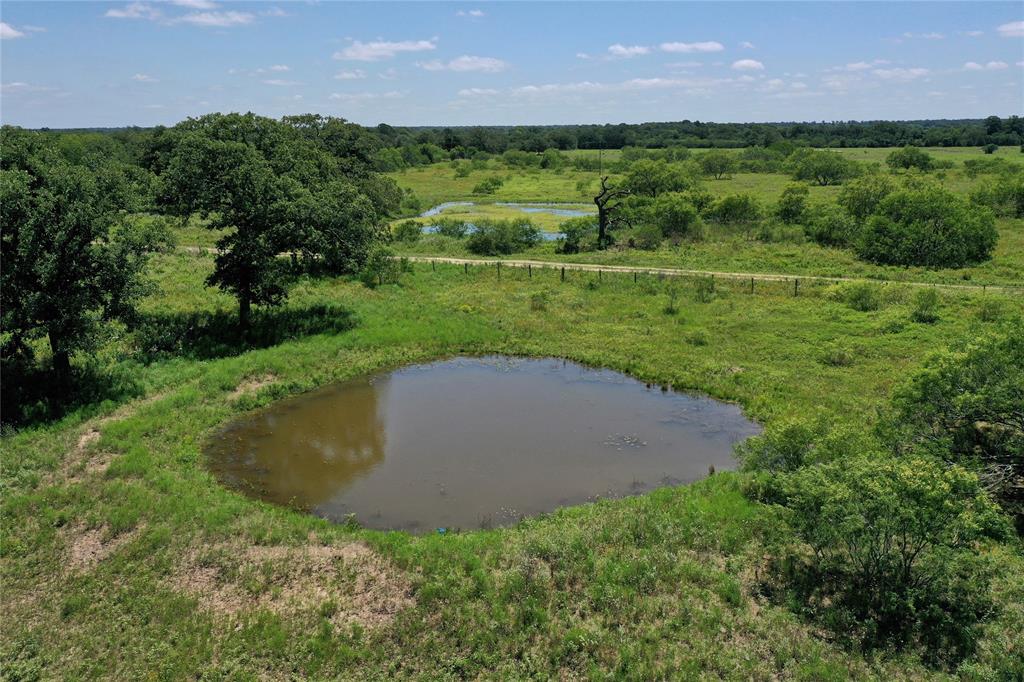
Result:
[104, 3, 162, 20]
[903, 31, 944, 39]
[334, 69, 366, 80]
[379, 67, 399, 80]
[328, 90, 403, 102]
[456, 9, 484, 18]
[575, 52, 590, 60]
[334, 39, 437, 61]
[732, 59, 764, 71]
[418, 55, 507, 72]
[263, 79, 300, 86]
[260, 7, 287, 17]
[965, 30, 984, 37]
[740, 41, 755, 49]
[0, 21, 26, 39]
[996, 21, 1024, 37]
[1, 81, 57, 93]
[608, 44, 650, 58]
[872, 67, 929, 80]
[659, 41, 724, 53]
[964, 60, 1009, 71]
[178, 11, 253, 27]
[170, 0, 218, 8]
[268, 64, 290, 72]
[132, 73, 158, 82]
[457, 87, 499, 96]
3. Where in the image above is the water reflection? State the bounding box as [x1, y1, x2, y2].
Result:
[207, 357, 761, 532]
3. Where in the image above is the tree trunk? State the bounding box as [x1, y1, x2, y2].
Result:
[48, 331, 71, 380]
[238, 296, 251, 334]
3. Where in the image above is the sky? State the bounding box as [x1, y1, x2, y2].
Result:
[1, 1, 1022, 128]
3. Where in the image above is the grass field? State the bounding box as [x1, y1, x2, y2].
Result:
[382, 148, 1024, 288]
[3, 250, 1023, 679]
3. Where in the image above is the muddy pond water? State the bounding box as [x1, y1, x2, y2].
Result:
[207, 357, 761, 532]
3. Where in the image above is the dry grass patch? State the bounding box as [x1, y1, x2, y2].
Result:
[64, 523, 144, 573]
[228, 374, 277, 401]
[169, 540, 413, 631]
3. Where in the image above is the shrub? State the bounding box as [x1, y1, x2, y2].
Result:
[631, 223, 663, 250]
[556, 216, 596, 254]
[856, 186, 998, 268]
[709, 193, 762, 225]
[686, 329, 709, 346]
[970, 173, 1024, 218]
[820, 344, 856, 367]
[837, 172, 895, 221]
[623, 159, 697, 197]
[888, 321, 1024, 529]
[983, 143, 998, 154]
[736, 417, 873, 473]
[975, 297, 1004, 323]
[787, 148, 857, 186]
[432, 218, 470, 238]
[775, 184, 809, 224]
[843, 282, 882, 311]
[529, 290, 550, 312]
[698, 149, 737, 179]
[465, 218, 541, 256]
[652, 193, 704, 239]
[769, 455, 1008, 664]
[472, 176, 504, 195]
[910, 288, 940, 323]
[886, 145, 935, 172]
[392, 219, 422, 243]
[693, 276, 715, 303]
[805, 205, 858, 247]
[359, 246, 407, 288]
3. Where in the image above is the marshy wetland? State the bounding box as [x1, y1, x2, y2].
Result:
[207, 356, 760, 531]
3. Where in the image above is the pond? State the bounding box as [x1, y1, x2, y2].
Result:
[207, 357, 760, 532]
[417, 202, 595, 241]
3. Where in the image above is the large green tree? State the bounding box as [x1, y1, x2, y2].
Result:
[0, 127, 168, 378]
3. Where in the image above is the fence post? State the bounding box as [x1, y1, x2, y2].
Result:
[750, 277, 754, 294]
[464, 262, 468, 275]
[634, 271, 637, 284]
[710, 274, 715, 293]
[431, 260, 435, 272]
[528, 264, 532, 278]
[497, 262, 501, 280]
[561, 266, 565, 282]
[598, 269, 602, 282]
[794, 278, 799, 296]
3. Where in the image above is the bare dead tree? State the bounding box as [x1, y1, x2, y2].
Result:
[593, 176, 630, 249]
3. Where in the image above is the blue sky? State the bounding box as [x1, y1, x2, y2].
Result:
[1, 2, 1022, 128]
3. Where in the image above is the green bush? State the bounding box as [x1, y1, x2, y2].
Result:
[856, 186, 998, 268]
[432, 218, 470, 238]
[652, 193, 704, 239]
[709, 193, 762, 225]
[768, 455, 1008, 665]
[787, 148, 858, 186]
[775, 184, 809, 224]
[392, 220, 422, 243]
[736, 417, 873, 473]
[886, 145, 935, 172]
[843, 282, 882, 312]
[910, 288, 940, 323]
[970, 173, 1024, 218]
[698, 149, 737, 179]
[631, 223, 663, 250]
[556, 216, 596, 254]
[471, 176, 504, 195]
[805, 205, 858, 247]
[888, 321, 1024, 529]
[837, 172, 895, 222]
[359, 246, 408, 288]
[983, 144, 999, 155]
[465, 218, 541, 255]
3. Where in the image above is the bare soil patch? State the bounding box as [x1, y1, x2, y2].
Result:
[229, 374, 277, 401]
[170, 540, 413, 631]
[65, 524, 143, 573]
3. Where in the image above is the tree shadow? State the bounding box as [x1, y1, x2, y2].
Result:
[133, 303, 357, 362]
[1, 357, 144, 431]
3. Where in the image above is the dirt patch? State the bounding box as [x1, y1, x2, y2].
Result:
[229, 374, 277, 401]
[170, 540, 414, 631]
[65, 524, 143, 573]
